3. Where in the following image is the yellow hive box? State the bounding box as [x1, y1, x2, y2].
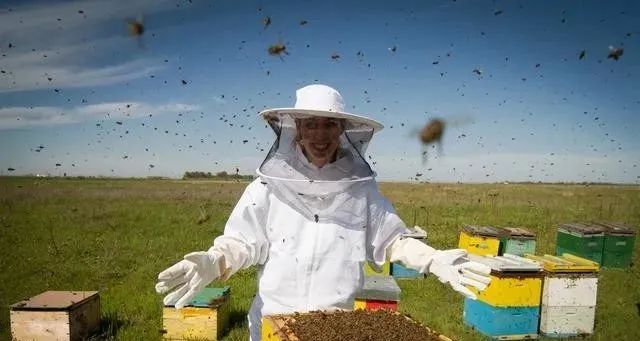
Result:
[364, 261, 390, 276]
[162, 287, 230, 340]
[262, 312, 453, 341]
[458, 225, 503, 256]
[525, 253, 599, 273]
[469, 272, 543, 307]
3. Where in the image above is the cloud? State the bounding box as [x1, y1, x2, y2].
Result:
[0, 0, 194, 93]
[0, 54, 164, 93]
[0, 101, 200, 130]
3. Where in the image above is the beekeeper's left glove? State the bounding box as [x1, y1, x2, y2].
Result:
[155, 248, 226, 309]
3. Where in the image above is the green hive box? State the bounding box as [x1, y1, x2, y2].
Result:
[556, 223, 605, 264]
[595, 222, 636, 268]
[499, 227, 536, 256]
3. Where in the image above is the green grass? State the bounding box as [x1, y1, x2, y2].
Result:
[1, 177, 639, 340]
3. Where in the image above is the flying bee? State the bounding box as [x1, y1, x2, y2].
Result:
[579, 50, 586, 60]
[409, 116, 474, 164]
[126, 15, 145, 48]
[268, 42, 288, 60]
[607, 46, 623, 60]
[420, 118, 445, 145]
[263, 16, 271, 29]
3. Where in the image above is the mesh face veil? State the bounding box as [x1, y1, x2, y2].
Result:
[257, 111, 379, 225]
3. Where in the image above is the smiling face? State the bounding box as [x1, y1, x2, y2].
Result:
[296, 116, 344, 168]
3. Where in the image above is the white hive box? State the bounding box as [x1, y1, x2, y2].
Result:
[526, 254, 599, 338]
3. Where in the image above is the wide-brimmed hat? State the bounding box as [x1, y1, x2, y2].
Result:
[259, 84, 384, 133]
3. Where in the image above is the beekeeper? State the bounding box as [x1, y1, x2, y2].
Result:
[155, 84, 492, 340]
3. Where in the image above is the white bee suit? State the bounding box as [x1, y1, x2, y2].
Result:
[155, 85, 491, 341]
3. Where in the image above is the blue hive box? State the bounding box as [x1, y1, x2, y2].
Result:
[391, 262, 424, 279]
[464, 298, 539, 339]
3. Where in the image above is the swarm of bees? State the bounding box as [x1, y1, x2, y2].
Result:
[607, 46, 624, 60]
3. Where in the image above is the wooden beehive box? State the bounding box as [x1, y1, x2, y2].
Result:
[162, 287, 230, 340]
[354, 275, 401, 311]
[525, 253, 599, 337]
[464, 254, 542, 340]
[594, 221, 637, 268]
[499, 227, 536, 257]
[557, 223, 606, 264]
[10, 291, 100, 341]
[262, 310, 453, 341]
[458, 225, 503, 256]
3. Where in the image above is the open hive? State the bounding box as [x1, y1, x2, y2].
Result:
[262, 309, 453, 341]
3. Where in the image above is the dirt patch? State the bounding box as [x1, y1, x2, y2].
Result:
[283, 309, 448, 341]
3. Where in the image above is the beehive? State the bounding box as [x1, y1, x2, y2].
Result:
[10, 291, 100, 341]
[392, 227, 428, 279]
[353, 275, 401, 311]
[162, 287, 230, 340]
[262, 310, 453, 341]
[525, 253, 599, 338]
[464, 254, 542, 340]
[595, 222, 636, 268]
[499, 227, 536, 257]
[458, 225, 503, 256]
[556, 223, 605, 264]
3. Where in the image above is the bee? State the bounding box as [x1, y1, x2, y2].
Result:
[263, 16, 271, 29]
[414, 119, 445, 164]
[126, 15, 145, 48]
[472, 68, 483, 76]
[607, 46, 623, 60]
[268, 42, 288, 60]
[420, 119, 445, 145]
[300, 20, 308, 26]
[127, 18, 144, 36]
[579, 50, 586, 60]
[331, 53, 340, 60]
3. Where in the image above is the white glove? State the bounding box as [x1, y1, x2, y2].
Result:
[428, 249, 492, 300]
[155, 249, 226, 308]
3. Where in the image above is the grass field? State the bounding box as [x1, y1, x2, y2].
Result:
[1, 177, 639, 340]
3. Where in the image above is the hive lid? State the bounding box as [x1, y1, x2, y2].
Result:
[525, 253, 599, 273]
[468, 254, 542, 273]
[594, 222, 636, 236]
[164, 287, 230, 308]
[11, 291, 99, 311]
[462, 225, 503, 237]
[558, 223, 606, 235]
[502, 227, 536, 239]
[355, 276, 401, 301]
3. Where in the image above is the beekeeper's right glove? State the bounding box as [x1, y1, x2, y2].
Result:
[388, 236, 491, 300]
[155, 247, 227, 309]
[427, 249, 492, 299]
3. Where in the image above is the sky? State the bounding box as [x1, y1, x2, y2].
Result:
[0, 0, 639, 183]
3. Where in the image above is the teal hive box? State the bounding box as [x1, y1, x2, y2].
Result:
[499, 227, 536, 257]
